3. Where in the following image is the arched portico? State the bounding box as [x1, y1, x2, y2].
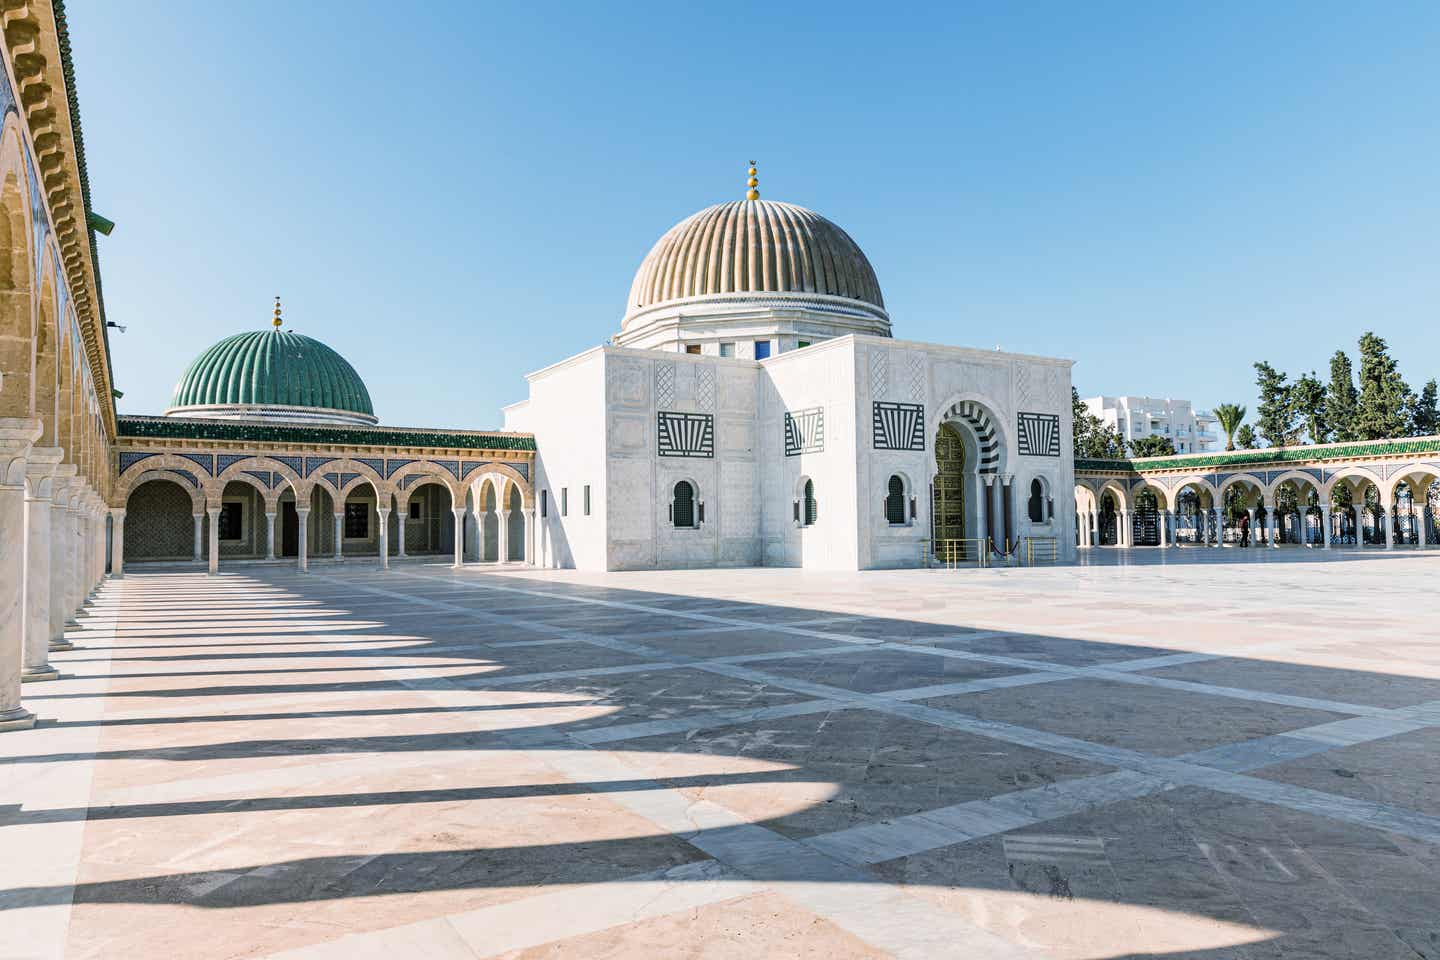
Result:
[929, 397, 1011, 552]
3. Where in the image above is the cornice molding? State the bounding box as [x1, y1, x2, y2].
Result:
[1, 0, 113, 437]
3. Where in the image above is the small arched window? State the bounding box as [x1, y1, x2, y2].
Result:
[803, 478, 818, 526]
[672, 480, 696, 528]
[885, 475, 906, 525]
[1028, 478, 1045, 523]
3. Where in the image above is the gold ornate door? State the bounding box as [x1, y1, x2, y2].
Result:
[932, 423, 965, 541]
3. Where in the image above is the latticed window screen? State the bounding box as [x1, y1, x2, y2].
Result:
[803, 479, 818, 526]
[673, 481, 695, 528]
[885, 475, 906, 525]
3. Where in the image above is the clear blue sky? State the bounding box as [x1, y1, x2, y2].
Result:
[70, 1, 1440, 429]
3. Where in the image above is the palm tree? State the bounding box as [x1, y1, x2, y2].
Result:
[1214, 403, 1247, 451]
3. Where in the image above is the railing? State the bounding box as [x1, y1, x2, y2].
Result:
[1022, 537, 1058, 566]
[921, 538, 990, 568]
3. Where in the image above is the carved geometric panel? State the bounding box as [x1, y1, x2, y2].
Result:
[872, 402, 926, 451]
[869, 351, 889, 398]
[696, 365, 716, 410]
[1017, 412, 1061, 457]
[657, 412, 714, 458]
[655, 363, 676, 409]
[784, 407, 824, 456]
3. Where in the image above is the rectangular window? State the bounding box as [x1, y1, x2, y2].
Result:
[409, 501, 421, 520]
[685, 344, 702, 355]
[344, 502, 369, 539]
[718, 342, 735, 358]
[541, 490, 547, 517]
[561, 487, 568, 517]
[583, 484, 591, 516]
[753, 340, 771, 360]
[218, 502, 243, 541]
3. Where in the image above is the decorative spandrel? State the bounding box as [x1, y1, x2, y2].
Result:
[784, 408, 824, 456]
[657, 412, 714, 458]
[872, 402, 926, 451]
[1018, 412, 1061, 457]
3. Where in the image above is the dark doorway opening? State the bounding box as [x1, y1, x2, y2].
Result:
[281, 501, 299, 557]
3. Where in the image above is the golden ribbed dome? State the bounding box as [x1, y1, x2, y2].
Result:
[623, 199, 884, 330]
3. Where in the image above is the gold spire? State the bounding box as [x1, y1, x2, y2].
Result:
[745, 161, 759, 201]
[272, 296, 283, 329]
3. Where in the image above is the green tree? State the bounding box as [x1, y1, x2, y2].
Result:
[1326, 350, 1359, 442]
[1071, 388, 1126, 459]
[1129, 435, 1177, 457]
[1411, 379, 1439, 436]
[1291, 372, 1328, 443]
[1235, 424, 1257, 449]
[1354, 332, 1412, 439]
[1253, 362, 1298, 447]
[1212, 403, 1246, 451]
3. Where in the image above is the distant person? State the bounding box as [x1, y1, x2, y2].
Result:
[1240, 512, 1251, 548]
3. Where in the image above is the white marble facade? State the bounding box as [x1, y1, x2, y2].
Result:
[505, 335, 1074, 571]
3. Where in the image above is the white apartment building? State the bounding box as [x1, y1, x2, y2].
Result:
[1083, 396, 1220, 454]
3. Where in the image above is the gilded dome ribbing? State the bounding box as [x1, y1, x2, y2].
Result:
[623, 199, 884, 331]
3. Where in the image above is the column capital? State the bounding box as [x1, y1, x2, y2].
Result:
[295, 506, 311, 516]
[109, 507, 126, 520]
[0, 418, 39, 486]
[264, 510, 277, 518]
[375, 507, 391, 518]
[207, 505, 221, 516]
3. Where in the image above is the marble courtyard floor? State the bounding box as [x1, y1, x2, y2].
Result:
[4, 551, 1440, 959]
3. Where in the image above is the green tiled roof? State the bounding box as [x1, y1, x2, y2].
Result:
[117, 415, 535, 451]
[170, 330, 374, 416]
[1077, 436, 1440, 473]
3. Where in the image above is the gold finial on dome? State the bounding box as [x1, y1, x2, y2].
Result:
[272, 296, 283, 329]
[746, 160, 759, 201]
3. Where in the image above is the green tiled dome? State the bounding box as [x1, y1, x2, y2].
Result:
[167, 330, 375, 422]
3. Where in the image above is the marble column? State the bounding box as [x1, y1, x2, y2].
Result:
[0, 418, 40, 731]
[977, 477, 990, 549]
[451, 506, 467, 568]
[1419, 508, 1429, 549]
[1000, 475, 1014, 551]
[109, 507, 125, 578]
[523, 508, 535, 564]
[1159, 510, 1171, 547]
[1384, 506, 1394, 549]
[49, 473, 76, 650]
[376, 507, 390, 570]
[1321, 506, 1332, 549]
[22, 448, 62, 683]
[192, 513, 204, 563]
[207, 507, 220, 574]
[498, 509, 510, 563]
[88, 503, 101, 592]
[265, 511, 277, 560]
[65, 490, 86, 622]
[1090, 511, 1100, 547]
[296, 507, 310, 572]
[332, 514, 344, 561]
[1266, 503, 1279, 547]
[396, 509, 407, 558]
